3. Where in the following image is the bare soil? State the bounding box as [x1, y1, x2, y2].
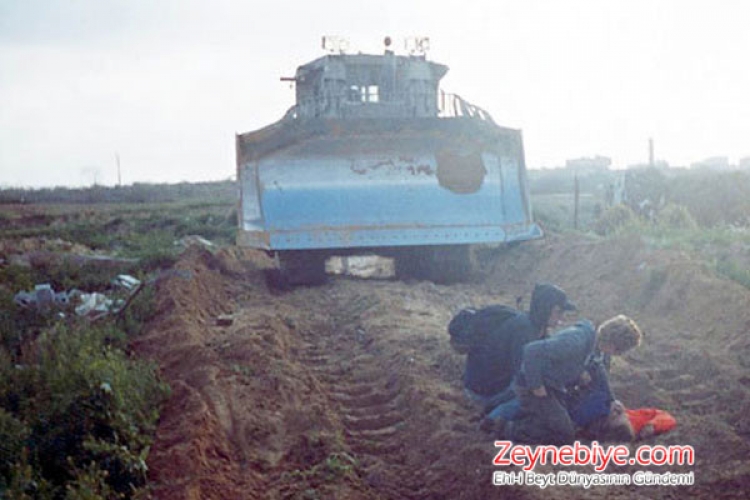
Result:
[133, 235, 750, 499]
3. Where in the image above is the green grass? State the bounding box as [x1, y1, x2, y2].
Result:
[532, 193, 603, 233]
[0, 320, 169, 498]
[534, 190, 750, 291]
[0, 201, 236, 256]
[630, 223, 748, 253]
[608, 220, 750, 290]
[0, 192, 242, 498]
[716, 259, 750, 290]
[0, 200, 185, 498]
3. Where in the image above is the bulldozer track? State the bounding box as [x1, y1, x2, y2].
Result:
[291, 290, 435, 498]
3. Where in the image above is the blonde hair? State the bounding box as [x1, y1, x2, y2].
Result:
[597, 315, 642, 354]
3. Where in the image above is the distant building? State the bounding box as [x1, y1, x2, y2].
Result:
[691, 156, 730, 171]
[626, 160, 670, 170]
[739, 157, 750, 170]
[565, 155, 611, 173]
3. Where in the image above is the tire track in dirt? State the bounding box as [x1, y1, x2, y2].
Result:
[281, 281, 535, 500]
[293, 290, 430, 498]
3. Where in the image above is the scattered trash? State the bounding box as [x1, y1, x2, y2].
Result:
[14, 284, 72, 310]
[55, 291, 71, 305]
[13, 291, 35, 308]
[35, 284, 54, 308]
[10, 269, 189, 321]
[113, 274, 141, 290]
[13, 278, 144, 321]
[216, 314, 235, 327]
[75, 293, 115, 318]
[175, 235, 215, 250]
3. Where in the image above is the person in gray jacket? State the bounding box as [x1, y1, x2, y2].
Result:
[507, 314, 643, 445]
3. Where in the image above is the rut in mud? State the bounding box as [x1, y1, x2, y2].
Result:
[134, 236, 750, 499]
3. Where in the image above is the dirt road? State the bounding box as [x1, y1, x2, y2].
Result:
[134, 235, 750, 499]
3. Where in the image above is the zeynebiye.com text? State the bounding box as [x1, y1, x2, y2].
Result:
[493, 440, 695, 473]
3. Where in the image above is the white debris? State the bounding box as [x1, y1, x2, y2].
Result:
[75, 293, 114, 317]
[113, 274, 141, 290]
[13, 281, 142, 320]
[14, 284, 71, 309]
[216, 314, 235, 327]
[175, 235, 216, 249]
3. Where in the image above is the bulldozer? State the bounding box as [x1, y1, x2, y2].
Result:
[236, 37, 542, 285]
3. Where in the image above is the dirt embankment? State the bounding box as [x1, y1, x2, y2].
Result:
[134, 235, 750, 499]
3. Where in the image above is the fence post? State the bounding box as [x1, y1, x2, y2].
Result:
[573, 172, 579, 230]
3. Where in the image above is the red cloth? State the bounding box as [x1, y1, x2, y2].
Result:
[626, 408, 677, 435]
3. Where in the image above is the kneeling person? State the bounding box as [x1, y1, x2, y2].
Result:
[448, 284, 575, 415]
[508, 314, 642, 446]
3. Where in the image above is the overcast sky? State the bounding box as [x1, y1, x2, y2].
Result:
[1, 0, 749, 187]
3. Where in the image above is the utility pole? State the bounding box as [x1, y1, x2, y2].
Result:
[573, 172, 579, 230]
[115, 153, 122, 187]
[649, 138, 655, 168]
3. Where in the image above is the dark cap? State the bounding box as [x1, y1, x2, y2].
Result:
[533, 283, 576, 311]
[529, 283, 576, 331]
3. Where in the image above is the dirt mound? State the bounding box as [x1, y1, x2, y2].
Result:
[135, 237, 750, 499]
[0, 237, 94, 256]
[484, 234, 750, 491]
[132, 246, 273, 499]
[0, 237, 99, 268]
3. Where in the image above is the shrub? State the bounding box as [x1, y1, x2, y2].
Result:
[0, 266, 35, 294]
[593, 204, 636, 236]
[0, 322, 169, 499]
[2, 451, 55, 499]
[63, 461, 115, 500]
[0, 408, 30, 489]
[656, 203, 698, 231]
[716, 259, 750, 290]
[119, 286, 156, 337]
[670, 171, 750, 226]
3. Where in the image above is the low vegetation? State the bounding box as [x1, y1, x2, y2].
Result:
[0, 181, 236, 206]
[0, 190, 221, 498]
[532, 168, 750, 290]
[0, 260, 169, 499]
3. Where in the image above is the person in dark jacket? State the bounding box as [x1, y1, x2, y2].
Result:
[450, 284, 576, 416]
[507, 314, 643, 445]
